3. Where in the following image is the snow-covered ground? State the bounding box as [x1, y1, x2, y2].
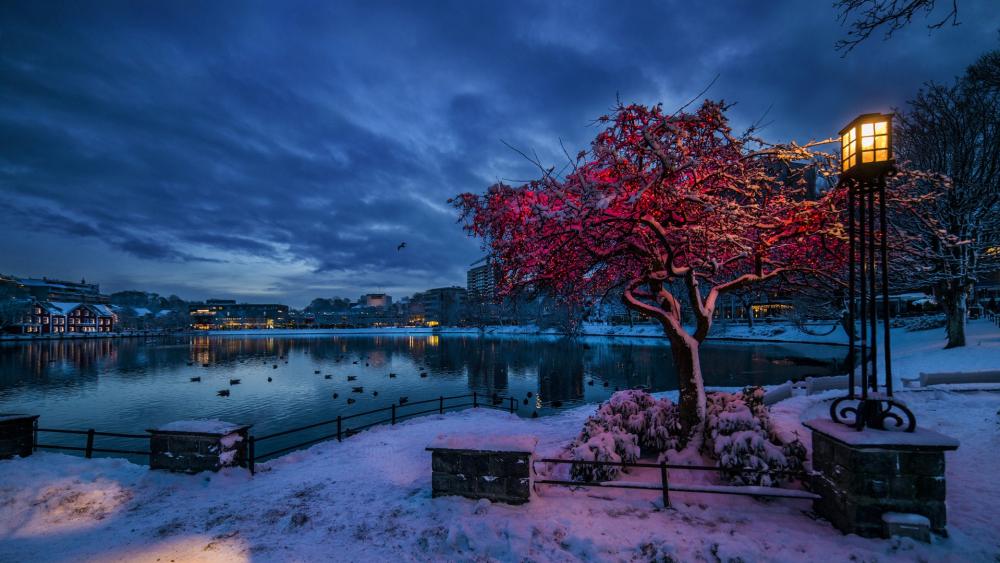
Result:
[1, 321, 998, 562]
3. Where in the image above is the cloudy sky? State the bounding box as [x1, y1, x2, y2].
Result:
[1, 1, 996, 307]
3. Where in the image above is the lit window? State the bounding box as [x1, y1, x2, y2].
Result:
[840, 115, 891, 173]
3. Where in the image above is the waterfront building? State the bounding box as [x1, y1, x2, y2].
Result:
[412, 287, 467, 326]
[4, 300, 116, 334]
[189, 299, 290, 330]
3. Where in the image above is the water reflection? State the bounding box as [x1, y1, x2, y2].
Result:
[0, 335, 844, 457]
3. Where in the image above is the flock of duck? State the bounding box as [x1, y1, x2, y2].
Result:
[186, 353, 436, 406]
[184, 352, 610, 415]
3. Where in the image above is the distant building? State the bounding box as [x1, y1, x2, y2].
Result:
[4, 300, 116, 334]
[466, 258, 498, 302]
[189, 299, 289, 330]
[16, 277, 110, 304]
[360, 293, 392, 308]
[412, 287, 467, 326]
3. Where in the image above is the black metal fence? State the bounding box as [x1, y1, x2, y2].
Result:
[31, 391, 519, 472]
[34, 422, 150, 458]
[533, 458, 819, 506]
[248, 392, 517, 473]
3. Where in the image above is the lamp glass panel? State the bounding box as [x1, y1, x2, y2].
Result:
[874, 121, 887, 135]
[875, 149, 888, 161]
[861, 136, 874, 149]
[875, 136, 887, 149]
[861, 123, 874, 136]
[862, 151, 874, 163]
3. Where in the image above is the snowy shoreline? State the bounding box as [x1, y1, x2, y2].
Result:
[184, 321, 851, 346]
[1, 321, 997, 561]
[2, 388, 998, 561]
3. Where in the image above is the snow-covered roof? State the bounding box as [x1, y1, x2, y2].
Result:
[91, 304, 114, 316]
[132, 307, 152, 317]
[48, 302, 84, 314]
[156, 309, 172, 317]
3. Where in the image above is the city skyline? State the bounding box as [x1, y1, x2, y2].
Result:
[2, 1, 996, 308]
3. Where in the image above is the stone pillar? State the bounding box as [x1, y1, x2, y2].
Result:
[805, 418, 959, 538]
[427, 434, 537, 505]
[0, 414, 39, 459]
[148, 420, 252, 473]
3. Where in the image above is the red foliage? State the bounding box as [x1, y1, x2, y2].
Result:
[453, 100, 845, 429]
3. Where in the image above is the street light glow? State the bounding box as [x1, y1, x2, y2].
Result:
[840, 113, 892, 174]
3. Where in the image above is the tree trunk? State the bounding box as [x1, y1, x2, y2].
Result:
[941, 281, 968, 348]
[665, 329, 707, 436]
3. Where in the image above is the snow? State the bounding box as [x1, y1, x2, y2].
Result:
[882, 512, 931, 526]
[0, 320, 997, 561]
[154, 420, 246, 435]
[427, 434, 537, 453]
[803, 418, 960, 449]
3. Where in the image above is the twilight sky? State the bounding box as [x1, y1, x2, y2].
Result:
[1, 1, 996, 307]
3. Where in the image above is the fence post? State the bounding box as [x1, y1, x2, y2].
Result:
[473, 391, 478, 408]
[336, 416, 342, 442]
[439, 396, 444, 414]
[660, 462, 670, 508]
[85, 429, 95, 459]
[509, 397, 515, 414]
[391, 404, 396, 425]
[248, 436, 255, 475]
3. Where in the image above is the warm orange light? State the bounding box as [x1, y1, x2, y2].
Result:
[839, 114, 892, 174]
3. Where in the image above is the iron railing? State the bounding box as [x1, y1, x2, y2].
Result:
[31, 391, 520, 472]
[35, 422, 150, 458]
[532, 458, 819, 506]
[249, 391, 517, 473]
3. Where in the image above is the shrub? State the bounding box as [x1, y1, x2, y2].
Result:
[564, 388, 806, 487]
[568, 422, 639, 482]
[704, 387, 804, 486]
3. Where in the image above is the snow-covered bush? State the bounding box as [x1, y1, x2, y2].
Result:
[562, 388, 806, 487]
[704, 387, 804, 486]
[903, 314, 947, 332]
[567, 425, 639, 482]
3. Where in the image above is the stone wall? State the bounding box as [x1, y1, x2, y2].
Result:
[806, 418, 957, 537]
[0, 414, 38, 459]
[429, 448, 532, 504]
[149, 424, 251, 473]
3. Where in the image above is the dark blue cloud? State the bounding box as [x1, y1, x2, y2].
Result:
[1, 0, 996, 306]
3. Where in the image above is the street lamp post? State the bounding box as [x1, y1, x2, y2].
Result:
[830, 113, 916, 432]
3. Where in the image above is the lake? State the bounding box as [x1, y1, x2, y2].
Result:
[0, 333, 845, 460]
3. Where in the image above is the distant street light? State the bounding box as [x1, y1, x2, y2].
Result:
[831, 112, 916, 432]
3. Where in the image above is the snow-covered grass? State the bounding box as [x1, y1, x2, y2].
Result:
[1, 320, 997, 561]
[1, 389, 998, 561]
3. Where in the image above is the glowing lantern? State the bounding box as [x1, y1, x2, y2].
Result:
[838, 113, 893, 177]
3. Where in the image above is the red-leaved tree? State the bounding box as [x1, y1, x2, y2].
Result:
[453, 101, 845, 435]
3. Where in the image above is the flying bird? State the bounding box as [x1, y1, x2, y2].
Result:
[397, 242, 407, 251]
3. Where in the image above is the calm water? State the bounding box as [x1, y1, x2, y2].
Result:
[0, 334, 844, 459]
